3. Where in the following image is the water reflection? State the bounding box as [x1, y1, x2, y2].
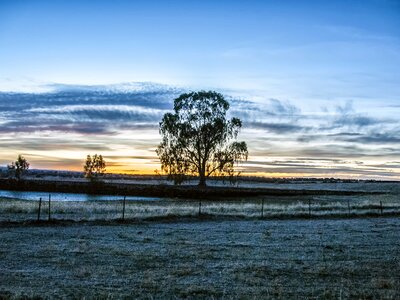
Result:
[0, 190, 162, 202]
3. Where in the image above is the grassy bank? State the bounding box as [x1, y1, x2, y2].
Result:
[1, 192, 399, 223]
[0, 178, 386, 199]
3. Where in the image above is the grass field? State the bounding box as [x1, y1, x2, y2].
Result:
[1, 183, 399, 299]
[0, 217, 399, 299]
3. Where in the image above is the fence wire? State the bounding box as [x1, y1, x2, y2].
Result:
[1, 194, 399, 222]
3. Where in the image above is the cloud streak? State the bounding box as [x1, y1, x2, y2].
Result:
[0, 83, 177, 135]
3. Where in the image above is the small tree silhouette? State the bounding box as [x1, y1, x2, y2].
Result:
[84, 154, 106, 181]
[8, 155, 30, 180]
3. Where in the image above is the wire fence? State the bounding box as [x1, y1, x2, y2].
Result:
[1, 193, 400, 222]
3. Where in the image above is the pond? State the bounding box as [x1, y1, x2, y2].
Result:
[0, 189, 162, 202]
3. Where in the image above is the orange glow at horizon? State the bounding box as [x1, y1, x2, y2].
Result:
[27, 163, 400, 181]
[1, 131, 399, 180]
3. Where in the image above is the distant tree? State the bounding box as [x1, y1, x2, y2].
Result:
[8, 155, 30, 180]
[156, 91, 248, 186]
[84, 154, 106, 180]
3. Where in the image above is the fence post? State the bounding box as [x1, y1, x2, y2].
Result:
[380, 201, 383, 215]
[37, 197, 42, 221]
[122, 195, 126, 221]
[261, 198, 264, 218]
[347, 199, 350, 216]
[308, 199, 311, 217]
[48, 194, 51, 221]
[198, 200, 202, 216]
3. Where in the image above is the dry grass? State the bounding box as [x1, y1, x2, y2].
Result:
[1, 192, 399, 222]
[0, 218, 399, 299]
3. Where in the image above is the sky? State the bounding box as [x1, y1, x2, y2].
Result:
[0, 0, 399, 179]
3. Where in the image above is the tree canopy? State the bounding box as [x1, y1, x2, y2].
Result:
[157, 91, 248, 186]
[84, 154, 106, 180]
[8, 155, 30, 180]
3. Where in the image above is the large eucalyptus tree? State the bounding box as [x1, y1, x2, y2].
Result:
[157, 91, 248, 186]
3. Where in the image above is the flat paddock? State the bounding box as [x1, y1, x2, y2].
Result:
[1, 217, 399, 299]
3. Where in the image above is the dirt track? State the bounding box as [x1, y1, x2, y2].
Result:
[1, 217, 399, 299]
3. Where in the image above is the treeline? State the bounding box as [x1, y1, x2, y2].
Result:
[0, 168, 390, 184]
[0, 178, 383, 199]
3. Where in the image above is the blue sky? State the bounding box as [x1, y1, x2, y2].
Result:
[0, 0, 399, 179]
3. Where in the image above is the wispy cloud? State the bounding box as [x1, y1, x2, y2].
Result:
[247, 122, 309, 134]
[0, 83, 180, 136]
[342, 133, 400, 144]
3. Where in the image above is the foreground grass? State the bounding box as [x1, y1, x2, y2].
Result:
[0, 218, 399, 299]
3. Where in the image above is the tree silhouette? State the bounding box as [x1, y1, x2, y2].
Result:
[157, 91, 248, 186]
[8, 155, 30, 180]
[84, 154, 106, 180]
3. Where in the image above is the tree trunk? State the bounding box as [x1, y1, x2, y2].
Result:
[198, 158, 207, 187]
[198, 175, 206, 187]
[198, 169, 207, 187]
